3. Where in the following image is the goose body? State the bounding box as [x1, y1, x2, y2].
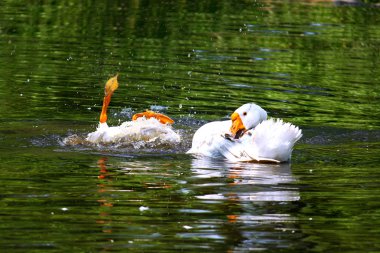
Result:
[187, 103, 302, 163]
[186, 120, 231, 157]
[86, 117, 180, 145]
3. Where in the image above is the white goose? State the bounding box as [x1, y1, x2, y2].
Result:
[85, 75, 180, 145]
[187, 103, 302, 163]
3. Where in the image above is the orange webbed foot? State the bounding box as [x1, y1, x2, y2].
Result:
[132, 110, 174, 125]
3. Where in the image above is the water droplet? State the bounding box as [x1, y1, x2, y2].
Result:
[139, 206, 149, 212]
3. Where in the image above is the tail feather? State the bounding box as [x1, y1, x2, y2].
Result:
[217, 118, 302, 162]
[250, 118, 302, 161]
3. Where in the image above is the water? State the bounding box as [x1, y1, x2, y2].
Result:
[1, 0, 380, 251]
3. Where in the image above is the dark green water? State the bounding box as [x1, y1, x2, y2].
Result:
[1, 0, 380, 252]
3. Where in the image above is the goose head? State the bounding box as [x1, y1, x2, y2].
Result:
[230, 103, 267, 139]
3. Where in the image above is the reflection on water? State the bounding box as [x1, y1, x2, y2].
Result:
[189, 158, 300, 250]
[192, 158, 299, 202]
[96, 157, 116, 246]
[78, 156, 303, 252]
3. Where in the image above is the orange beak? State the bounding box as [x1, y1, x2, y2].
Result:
[99, 74, 119, 123]
[230, 112, 246, 139]
[132, 110, 174, 125]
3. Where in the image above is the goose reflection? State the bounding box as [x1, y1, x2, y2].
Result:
[191, 157, 299, 202]
[190, 157, 300, 251]
[96, 157, 115, 241]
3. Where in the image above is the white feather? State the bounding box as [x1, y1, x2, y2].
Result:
[186, 120, 231, 157]
[218, 118, 302, 162]
[86, 117, 180, 145]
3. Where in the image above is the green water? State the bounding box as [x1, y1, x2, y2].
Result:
[1, 0, 380, 252]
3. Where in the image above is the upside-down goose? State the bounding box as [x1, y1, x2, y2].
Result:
[86, 75, 180, 145]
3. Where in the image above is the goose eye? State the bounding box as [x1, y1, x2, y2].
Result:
[243, 112, 247, 116]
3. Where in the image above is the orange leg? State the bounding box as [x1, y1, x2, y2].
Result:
[99, 94, 112, 123]
[99, 74, 119, 123]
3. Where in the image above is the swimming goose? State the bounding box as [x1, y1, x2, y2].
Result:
[187, 103, 302, 162]
[86, 75, 180, 145]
